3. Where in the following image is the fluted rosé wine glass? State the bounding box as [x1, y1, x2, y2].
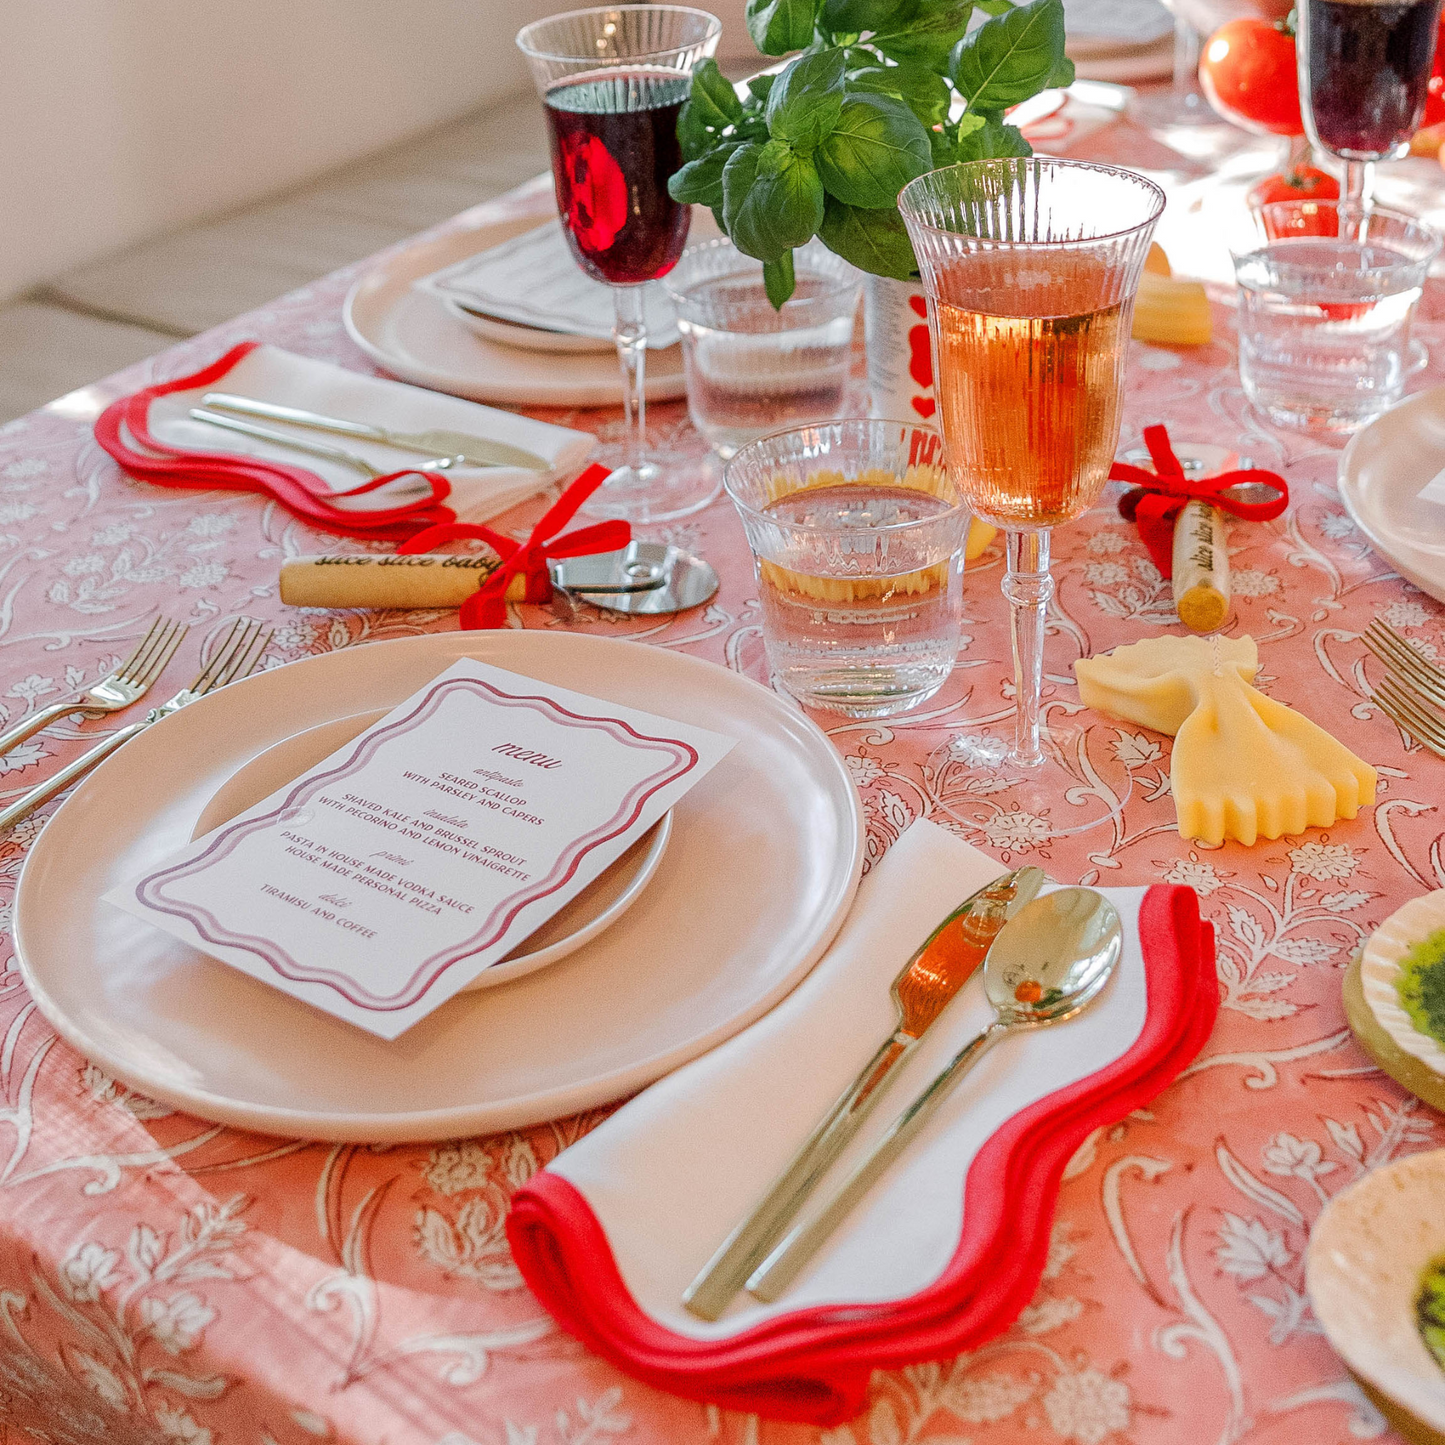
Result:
[899, 157, 1164, 838]
[517, 5, 721, 524]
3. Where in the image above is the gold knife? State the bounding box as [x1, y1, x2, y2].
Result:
[201, 392, 552, 471]
[681, 865, 1046, 1320]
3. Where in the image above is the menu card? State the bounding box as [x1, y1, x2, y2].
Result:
[107, 660, 734, 1038]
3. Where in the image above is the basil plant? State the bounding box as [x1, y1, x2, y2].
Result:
[668, 0, 1073, 306]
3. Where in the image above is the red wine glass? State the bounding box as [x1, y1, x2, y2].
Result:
[518, 5, 722, 523]
[1298, 0, 1444, 205]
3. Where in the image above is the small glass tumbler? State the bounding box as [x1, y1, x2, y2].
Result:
[723, 420, 969, 718]
[663, 238, 862, 459]
[1233, 201, 1441, 433]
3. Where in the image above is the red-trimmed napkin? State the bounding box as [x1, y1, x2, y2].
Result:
[95, 342, 596, 540]
[508, 820, 1218, 1424]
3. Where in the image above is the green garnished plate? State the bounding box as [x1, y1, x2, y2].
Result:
[1344, 952, 1445, 1115]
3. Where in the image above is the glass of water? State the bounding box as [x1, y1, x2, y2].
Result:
[664, 238, 862, 458]
[723, 420, 969, 717]
[1233, 201, 1441, 432]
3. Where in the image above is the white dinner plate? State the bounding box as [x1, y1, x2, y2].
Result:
[343, 209, 688, 407]
[14, 632, 863, 1142]
[1338, 385, 1445, 604]
[190, 709, 674, 993]
[444, 303, 617, 356]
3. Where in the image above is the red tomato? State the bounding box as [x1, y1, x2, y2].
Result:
[1199, 19, 1303, 135]
[1247, 165, 1340, 209]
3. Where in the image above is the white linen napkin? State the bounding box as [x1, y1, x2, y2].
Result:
[145, 345, 596, 521]
[546, 819, 1149, 1338]
[416, 221, 681, 347]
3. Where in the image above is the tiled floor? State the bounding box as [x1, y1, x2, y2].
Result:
[0, 92, 550, 423]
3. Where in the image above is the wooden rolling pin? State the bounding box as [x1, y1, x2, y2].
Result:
[278, 552, 523, 609]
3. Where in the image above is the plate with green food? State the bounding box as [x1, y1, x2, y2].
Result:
[1306, 1149, 1445, 1444]
[1360, 890, 1445, 1081]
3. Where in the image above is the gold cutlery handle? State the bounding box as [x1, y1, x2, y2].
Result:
[203, 393, 385, 444]
[0, 719, 150, 831]
[746, 1020, 1010, 1303]
[682, 1031, 915, 1321]
[0, 700, 83, 760]
[188, 408, 380, 478]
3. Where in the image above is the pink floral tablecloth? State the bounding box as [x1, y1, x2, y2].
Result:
[0, 119, 1440, 1445]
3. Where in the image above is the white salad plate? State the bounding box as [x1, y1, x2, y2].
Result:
[344, 208, 687, 407]
[1359, 888, 1445, 1078]
[1339, 386, 1445, 604]
[190, 708, 674, 993]
[14, 631, 863, 1142]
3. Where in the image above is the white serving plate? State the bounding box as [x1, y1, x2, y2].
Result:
[344, 211, 687, 407]
[190, 709, 673, 993]
[14, 632, 863, 1142]
[1339, 386, 1445, 604]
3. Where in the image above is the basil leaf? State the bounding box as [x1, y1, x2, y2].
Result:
[821, 0, 908, 33]
[767, 47, 847, 149]
[746, 0, 817, 55]
[973, 0, 1014, 12]
[872, 0, 976, 68]
[763, 250, 796, 308]
[954, 116, 1031, 159]
[814, 93, 932, 210]
[677, 98, 714, 162]
[689, 59, 745, 130]
[724, 143, 826, 261]
[1049, 53, 1076, 87]
[818, 197, 918, 280]
[669, 142, 743, 207]
[950, 0, 1067, 110]
[847, 63, 952, 124]
[746, 73, 777, 104]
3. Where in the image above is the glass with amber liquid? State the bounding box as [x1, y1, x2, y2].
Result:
[899, 159, 1163, 829]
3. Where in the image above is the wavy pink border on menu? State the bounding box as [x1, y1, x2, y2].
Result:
[133, 676, 699, 1011]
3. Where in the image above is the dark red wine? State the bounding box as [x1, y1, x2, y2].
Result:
[545, 68, 692, 285]
[1304, 0, 1443, 156]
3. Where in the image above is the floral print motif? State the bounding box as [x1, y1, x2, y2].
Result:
[0, 147, 1437, 1445]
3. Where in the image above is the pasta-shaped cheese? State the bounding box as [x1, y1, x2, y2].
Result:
[1075, 634, 1376, 846]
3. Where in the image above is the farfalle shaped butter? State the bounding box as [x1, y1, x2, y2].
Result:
[1074, 634, 1376, 846]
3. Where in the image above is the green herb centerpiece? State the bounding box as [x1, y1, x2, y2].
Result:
[669, 0, 1074, 308]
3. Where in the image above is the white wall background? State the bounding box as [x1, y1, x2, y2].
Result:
[0, 0, 753, 303]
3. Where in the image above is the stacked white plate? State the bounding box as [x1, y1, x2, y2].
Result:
[13, 632, 864, 1142]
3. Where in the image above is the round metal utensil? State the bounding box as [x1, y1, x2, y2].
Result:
[550, 542, 719, 616]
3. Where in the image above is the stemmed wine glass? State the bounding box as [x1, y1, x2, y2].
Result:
[517, 5, 721, 523]
[1297, 0, 1444, 206]
[898, 158, 1164, 838]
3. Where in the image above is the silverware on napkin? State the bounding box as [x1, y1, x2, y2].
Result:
[682, 865, 1046, 1321]
[745, 887, 1122, 1303]
[0, 616, 187, 761]
[0, 619, 272, 833]
[200, 392, 552, 472]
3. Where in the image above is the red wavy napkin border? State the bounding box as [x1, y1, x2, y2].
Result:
[93, 341, 456, 542]
[508, 884, 1217, 1424]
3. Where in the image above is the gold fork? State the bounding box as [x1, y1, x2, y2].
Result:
[1363, 618, 1445, 760]
[0, 616, 188, 761]
[681, 865, 1046, 1320]
[0, 618, 272, 833]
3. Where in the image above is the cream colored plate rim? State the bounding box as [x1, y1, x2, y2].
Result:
[13, 631, 863, 1141]
[342, 212, 686, 406]
[189, 707, 673, 992]
[1305, 1148, 1445, 1432]
[1360, 889, 1445, 1074]
[1338, 387, 1445, 605]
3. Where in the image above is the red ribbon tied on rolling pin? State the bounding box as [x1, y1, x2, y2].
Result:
[1108, 424, 1289, 578]
[398, 463, 628, 628]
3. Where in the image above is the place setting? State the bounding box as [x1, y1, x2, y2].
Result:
[9, 0, 1445, 1439]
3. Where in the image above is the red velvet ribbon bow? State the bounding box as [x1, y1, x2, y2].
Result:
[1108, 424, 1289, 577]
[398, 463, 627, 628]
[94, 341, 456, 542]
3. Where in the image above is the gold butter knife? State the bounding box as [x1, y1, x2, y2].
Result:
[681, 864, 1046, 1321]
[201, 393, 552, 471]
